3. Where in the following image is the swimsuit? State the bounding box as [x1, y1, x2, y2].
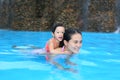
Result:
[46, 46, 65, 61]
[45, 38, 57, 53]
[45, 38, 65, 61]
[45, 38, 58, 60]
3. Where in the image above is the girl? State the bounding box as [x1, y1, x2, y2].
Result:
[12, 23, 69, 56]
[45, 23, 68, 54]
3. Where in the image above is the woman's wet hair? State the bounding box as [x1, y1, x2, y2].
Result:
[52, 23, 64, 33]
[64, 28, 82, 41]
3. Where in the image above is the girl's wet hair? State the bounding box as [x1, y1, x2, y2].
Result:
[52, 23, 64, 33]
[64, 28, 82, 41]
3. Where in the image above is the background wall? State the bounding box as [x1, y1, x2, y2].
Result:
[0, 0, 119, 32]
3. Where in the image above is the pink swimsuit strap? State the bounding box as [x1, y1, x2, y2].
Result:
[61, 46, 65, 52]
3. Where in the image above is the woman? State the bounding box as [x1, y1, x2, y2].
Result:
[48, 28, 82, 73]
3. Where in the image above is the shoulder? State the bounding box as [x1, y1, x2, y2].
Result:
[49, 38, 57, 43]
[48, 38, 54, 43]
[46, 38, 56, 46]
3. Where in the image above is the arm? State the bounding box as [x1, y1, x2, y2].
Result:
[65, 53, 77, 65]
[48, 57, 77, 73]
[50, 47, 70, 54]
[48, 40, 69, 54]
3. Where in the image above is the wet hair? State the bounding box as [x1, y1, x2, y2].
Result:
[52, 23, 65, 47]
[52, 23, 64, 33]
[64, 28, 82, 42]
[59, 28, 82, 47]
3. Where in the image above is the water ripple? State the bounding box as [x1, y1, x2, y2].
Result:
[0, 61, 51, 70]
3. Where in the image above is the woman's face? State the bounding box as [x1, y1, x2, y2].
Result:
[64, 33, 82, 53]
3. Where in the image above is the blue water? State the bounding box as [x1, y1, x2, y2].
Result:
[0, 29, 120, 80]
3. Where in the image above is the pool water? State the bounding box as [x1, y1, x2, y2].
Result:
[0, 29, 120, 80]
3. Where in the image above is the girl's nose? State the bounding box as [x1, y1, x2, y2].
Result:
[60, 33, 63, 36]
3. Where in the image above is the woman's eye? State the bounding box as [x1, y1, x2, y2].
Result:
[74, 41, 78, 44]
[80, 40, 82, 43]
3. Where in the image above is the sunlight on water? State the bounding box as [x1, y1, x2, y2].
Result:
[0, 61, 51, 70]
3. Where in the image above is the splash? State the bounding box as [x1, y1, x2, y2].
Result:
[114, 27, 120, 33]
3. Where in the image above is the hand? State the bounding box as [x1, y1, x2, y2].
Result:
[66, 61, 77, 65]
[64, 51, 72, 54]
[64, 68, 78, 73]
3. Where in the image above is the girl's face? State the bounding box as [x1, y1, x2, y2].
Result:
[53, 26, 65, 42]
[64, 33, 82, 53]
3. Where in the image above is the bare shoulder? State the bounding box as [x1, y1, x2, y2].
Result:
[48, 38, 53, 44]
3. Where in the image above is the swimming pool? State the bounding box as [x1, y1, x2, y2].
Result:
[0, 29, 120, 80]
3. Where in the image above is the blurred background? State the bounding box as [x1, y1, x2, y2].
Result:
[0, 0, 120, 32]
